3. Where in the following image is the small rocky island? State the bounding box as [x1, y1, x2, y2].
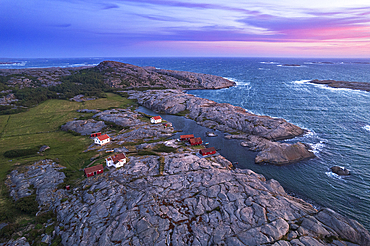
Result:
[309, 79, 370, 92]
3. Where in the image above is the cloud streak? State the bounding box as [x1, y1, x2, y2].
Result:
[1, 0, 370, 57]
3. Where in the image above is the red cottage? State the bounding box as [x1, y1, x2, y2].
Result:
[84, 164, 104, 177]
[150, 116, 162, 124]
[180, 134, 194, 141]
[189, 137, 202, 146]
[90, 132, 102, 138]
[199, 147, 217, 156]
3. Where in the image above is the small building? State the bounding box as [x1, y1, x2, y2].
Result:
[94, 134, 110, 146]
[180, 134, 194, 141]
[189, 137, 202, 146]
[151, 116, 162, 124]
[90, 132, 102, 138]
[84, 164, 104, 177]
[106, 153, 127, 168]
[199, 147, 217, 156]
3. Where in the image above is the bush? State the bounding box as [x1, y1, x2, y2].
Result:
[0, 223, 20, 239]
[137, 150, 159, 156]
[35, 211, 55, 224]
[50, 235, 62, 246]
[153, 144, 177, 153]
[3, 146, 40, 158]
[14, 194, 39, 215]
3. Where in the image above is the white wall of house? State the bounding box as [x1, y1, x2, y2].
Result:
[94, 137, 110, 145]
[151, 118, 162, 124]
[106, 158, 126, 168]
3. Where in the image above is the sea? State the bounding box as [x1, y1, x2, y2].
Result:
[1, 57, 370, 230]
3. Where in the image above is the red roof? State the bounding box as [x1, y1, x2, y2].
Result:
[189, 137, 202, 145]
[151, 116, 162, 120]
[107, 153, 126, 164]
[199, 147, 216, 155]
[84, 164, 104, 174]
[180, 134, 194, 139]
[97, 134, 110, 141]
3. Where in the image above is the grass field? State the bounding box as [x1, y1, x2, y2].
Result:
[0, 93, 137, 228]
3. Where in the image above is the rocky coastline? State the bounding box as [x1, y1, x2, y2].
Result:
[2, 61, 370, 245]
[3, 106, 370, 245]
[127, 89, 315, 165]
[309, 79, 370, 92]
[5, 148, 370, 245]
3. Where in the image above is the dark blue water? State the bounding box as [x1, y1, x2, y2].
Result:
[2, 57, 370, 230]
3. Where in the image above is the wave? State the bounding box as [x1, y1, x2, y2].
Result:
[259, 61, 279, 65]
[325, 172, 343, 180]
[293, 80, 368, 94]
[308, 141, 326, 155]
[0, 61, 27, 67]
[292, 80, 311, 84]
[63, 63, 99, 68]
[363, 125, 370, 132]
[223, 77, 250, 86]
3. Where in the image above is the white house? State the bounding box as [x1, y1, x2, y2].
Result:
[94, 134, 110, 146]
[106, 153, 126, 168]
[150, 116, 162, 124]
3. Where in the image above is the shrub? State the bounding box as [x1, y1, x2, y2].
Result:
[0, 223, 20, 239]
[3, 146, 40, 158]
[137, 150, 159, 156]
[35, 211, 56, 224]
[153, 144, 177, 153]
[14, 194, 39, 215]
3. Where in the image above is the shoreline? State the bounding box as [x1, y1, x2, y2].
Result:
[309, 79, 370, 92]
[2, 61, 370, 244]
[137, 105, 325, 210]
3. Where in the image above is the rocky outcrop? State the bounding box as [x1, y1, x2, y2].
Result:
[95, 61, 235, 89]
[127, 90, 314, 165]
[5, 159, 66, 208]
[127, 90, 304, 140]
[331, 166, 350, 176]
[14, 153, 366, 245]
[4, 137, 369, 245]
[61, 119, 106, 135]
[228, 134, 315, 165]
[113, 123, 174, 143]
[93, 108, 143, 128]
[310, 79, 370, 92]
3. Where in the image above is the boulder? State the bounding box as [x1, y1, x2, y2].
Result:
[331, 166, 350, 176]
[39, 145, 50, 152]
[61, 119, 106, 135]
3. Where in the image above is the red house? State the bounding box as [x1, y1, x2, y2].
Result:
[90, 132, 102, 138]
[150, 116, 162, 124]
[94, 134, 110, 146]
[180, 134, 194, 141]
[84, 164, 104, 177]
[189, 137, 202, 146]
[199, 147, 217, 156]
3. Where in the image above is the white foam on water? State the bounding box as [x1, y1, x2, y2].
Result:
[308, 141, 325, 155]
[260, 61, 279, 64]
[363, 125, 370, 132]
[325, 172, 342, 180]
[293, 80, 369, 94]
[224, 77, 250, 86]
[0, 61, 27, 66]
[292, 80, 311, 84]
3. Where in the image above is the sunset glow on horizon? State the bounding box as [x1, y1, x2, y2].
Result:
[1, 0, 370, 58]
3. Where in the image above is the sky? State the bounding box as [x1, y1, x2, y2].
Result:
[1, 0, 370, 58]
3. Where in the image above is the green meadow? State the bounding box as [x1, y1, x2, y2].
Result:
[0, 93, 136, 227]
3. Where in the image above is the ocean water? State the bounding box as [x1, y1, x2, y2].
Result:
[1, 57, 370, 230]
